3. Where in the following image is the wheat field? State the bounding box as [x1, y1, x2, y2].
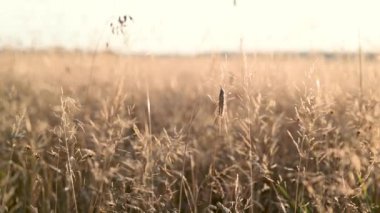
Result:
[1, 50, 380, 212]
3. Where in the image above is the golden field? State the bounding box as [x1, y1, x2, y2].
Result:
[1, 50, 380, 212]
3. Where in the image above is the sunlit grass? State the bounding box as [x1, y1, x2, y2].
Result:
[1, 50, 380, 212]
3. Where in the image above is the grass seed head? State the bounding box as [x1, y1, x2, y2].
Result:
[218, 87, 225, 116]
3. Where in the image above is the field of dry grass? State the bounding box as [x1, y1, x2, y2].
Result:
[1, 50, 380, 212]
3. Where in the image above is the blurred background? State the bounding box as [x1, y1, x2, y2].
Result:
[1, 0, 380, 54]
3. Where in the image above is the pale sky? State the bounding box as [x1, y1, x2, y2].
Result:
[1, 0, 380, 53]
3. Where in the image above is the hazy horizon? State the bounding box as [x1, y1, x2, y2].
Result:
[1, 0, 380, 54]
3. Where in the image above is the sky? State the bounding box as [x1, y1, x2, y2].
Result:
[1, 0, 380, 54]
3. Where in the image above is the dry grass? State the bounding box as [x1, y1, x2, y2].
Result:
[1, 50, 380, 212]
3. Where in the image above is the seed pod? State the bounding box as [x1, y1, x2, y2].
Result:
[218, 87, 225, 116]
